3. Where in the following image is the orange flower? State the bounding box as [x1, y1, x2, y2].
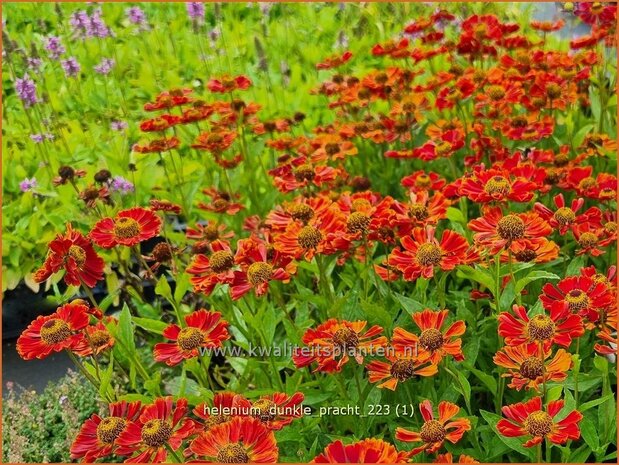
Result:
[188, 416, 278, 463]
[395, 400, 471, 455]
[17, 302, 89, 360]
[143, 88, 193, 111]
[468, 207, 552, 254]
[73, 321, 115, 357]
[132, 136, 180, 153]
[90, 207, 162, 248]
[187, 242, 236, 295]
[388, 226, 472, 281]
[316, 51, 353, 70]
[498, 396, 582, 447]
[498, 304, 584, 349]
[434, 452, 479, 463]
[311, 438, 411, 463]
[493, 344, 572, 391]
[366, 352, 437, 390]
[459, 168, 538, 203]
[292, 319, 387, 373]
[139, 114, 181, 132]
[207, 74, 252, 93]
[153, 309, 229, 366]
[231, 392, 305, 430]
[392, 309, 465, 365]
[192, 130, 237, 153]
[198, 188, 244, 215]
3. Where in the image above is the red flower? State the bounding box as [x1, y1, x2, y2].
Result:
[70, 400, 142, 462]
[153, 309, 229, 366]
[497, 396, 582, 447]
[395, 400, 471, 455]
[293, 319, 387, 373]
[34, 223, 105, 288]
[459, 168, 538, 203]
[372, 38, 410, 58]
[392, 309, 466, 365]
[468, 207, 552, 254]
[316, 51, 353, 70]
[132, 136, 180, 153]
[366, 352, 438, 390]
[150, 199, 182, 215]
[575, 2, 617, 26]
[498, 304, 584, 349]
[268, 155, 340, 194]
[187, 241, 236, 295]
[401, 170, 446, 192]
[116, 397, 198, 462]
[493, 344, 572, 391]
[193, 392, 236, 430]
[540, 275, 614, 325]
[534, 193, 601, 235]
[198, 188, 244, 215]
[434, 452, 479, 463]
[207, 75, 252, 93]
[192, 130, 237, 153]
[388, 226, 471, 281]
[17, 302, 89, 360]
[139, 114, 181, 132]
[90, 207, 162, 248]
[144, 89, 193, 111]
[188, 416, 278, 463]
[311, 438, 411, 463]
[229, 237, 296, 300]
[231, 391, 305, 430]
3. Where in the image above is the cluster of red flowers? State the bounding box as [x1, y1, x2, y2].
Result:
[21, 4, 617, 463]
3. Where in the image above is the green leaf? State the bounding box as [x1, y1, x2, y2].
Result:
[117, 304, 136, 354]
[514, 270, 559, 294]
[580, 417, 599, 451]
[579, 394, 614, 412]
[468, 366, 497, 395]
[457, 265, 495, 291]
[98, 353, 115, 399]
[133, 316, 168, 335]
[155, 274, 173, 303]
[393, 293, 424, 315]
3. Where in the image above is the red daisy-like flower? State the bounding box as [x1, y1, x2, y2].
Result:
[90, 207, 162, 248]
[366, 351, 438, 390]
[540, 275, 614, 325]
[150, 199, 182, 215]
[392, 309, 466, 365]
[230, 237, 296, 300]
[188, 416, 278, 463]
[434, 452, 479, 463]
[459, 168, 538, 203]
[139, 114, 181, 132]
[293, 319, 387, 373]
[498, 304, 584, 349]
[493, 344, 572, 391]
[186, 241, 236, 295]
[575, 2, 617, 26]
[311, 438, 412, 463]
[116, 397, 198, 463]
[395, 400, 471, 455]
[132, 136, 180, 153]
[153, 309, 229, 366]
[198, 188, 244, 216]
[33, 223, 105, 288]
[268, 155, 340, 194]
[231, 391, 305, 430]
[17, 302, 89, 360]
[144, 88, 193, 111]
[468, 207, 552, 254]
[534, 193, 601, 235]
[70, 400, 142, 462]
[401, 170, 446, 193]
[498, 396, 582, 447]
[316, 51, 353, 70]
[207, 75, 252, 93]
[388, 226, 472, 281]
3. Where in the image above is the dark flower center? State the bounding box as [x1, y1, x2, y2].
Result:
[416, 243, 442, 267]
[419, 328, 444, 351]
[332, 327, 359, 349]
[554, 207, 576, 225]
[177, 327, 204, 350]
[410, 204, 430, 221]
[420, 420, 446, 443]
[152, 242, 173, 262]
[497, 215, 525, 240]
[68, 245, 87, 266]
[113, 217, 141, 239]
[390, 359, 415, 382]
[527, 314, 555, 341]
[484, 176, 511, 197]
[40, 319, 72, 345]
[288, 204, 314, 222]
[293, 164, 315, 182]
[578, 232, 598, 248]
[90, 330, 112, 349]
[141, 419, 172, 447]
[247, 262, 274, 286]
[519, 356, 544, 380]
[297, 225, 322, 249]
[347, 212, 371, 234]
[96, 417, 127, 444]
[565, 289, 589, 312]
[216, 443, 249, 463]
[209, 251, 235, 273]
[524, 411, 553, 437]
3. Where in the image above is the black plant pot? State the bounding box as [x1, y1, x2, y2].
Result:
[2, 283, 59, 339]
